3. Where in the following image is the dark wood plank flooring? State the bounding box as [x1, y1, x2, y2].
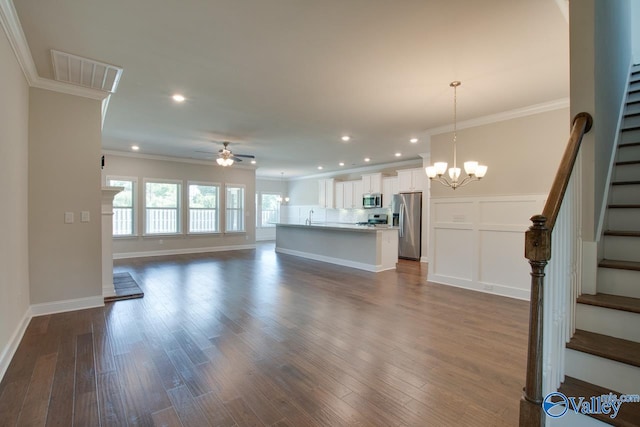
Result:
[0, 243, 529, 426]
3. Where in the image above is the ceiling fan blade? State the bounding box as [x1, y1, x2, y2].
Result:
[231, 156, 243, 162]
[233, 154, 255, 159]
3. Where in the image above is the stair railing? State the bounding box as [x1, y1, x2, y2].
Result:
[519, 112, 593, 426]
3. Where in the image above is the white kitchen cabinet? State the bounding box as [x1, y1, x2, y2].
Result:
[334, 181, 345, 209]
[361, 173, 382, 194]
[343, 181, 354, 208]
[382, 176, 399, 207]
[318, 178, 335, 208]
[397, 168, 425, 192]
[353, 180, 363, 209]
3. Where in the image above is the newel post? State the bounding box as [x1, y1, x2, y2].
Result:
[519, 214, 551, 427]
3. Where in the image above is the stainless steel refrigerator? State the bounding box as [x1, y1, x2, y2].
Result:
[392, 193, 422, 260]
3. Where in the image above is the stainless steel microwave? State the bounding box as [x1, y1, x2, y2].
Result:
[363, 193, 382, 209]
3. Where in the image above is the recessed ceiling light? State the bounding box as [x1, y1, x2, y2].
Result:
[339, 162, 345, 166]
[395, 152, 402, 157]
[250, 160, 256, 164]
[364, 157, 370, 162]
[410, 138, 418, 143]
[341, 135, 351, 142]
[318, 166, 323, 170]
[172, 94, 185, 103]
[131, 145, 140, 151]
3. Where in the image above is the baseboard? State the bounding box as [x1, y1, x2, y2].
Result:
[275, 247, 393, 272]
[419, 256, 429, 264]
[427, 273, 530, 301]
[113, 244, 257, 259]
[30, 295, 104, 317]
[0, 309, 31, 382]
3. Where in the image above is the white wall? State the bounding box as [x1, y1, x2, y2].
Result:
[0, 23, 31, 379]
[29, 88, 104, 305]
[632, 0, 640, 64]
[102, 154, 256, 257]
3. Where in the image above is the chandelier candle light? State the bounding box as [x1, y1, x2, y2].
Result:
[425, 81, 487, 189]
[277, 172, 290, 204]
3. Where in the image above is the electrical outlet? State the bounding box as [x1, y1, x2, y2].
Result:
[81, 211, 90, 222]
[64, 212, 74, 224]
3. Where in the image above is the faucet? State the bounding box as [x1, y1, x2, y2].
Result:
[305, 209, 314, 225]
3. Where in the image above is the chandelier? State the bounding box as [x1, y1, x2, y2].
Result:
[276, 172, 290, 203]
[425, 81, 487, 189]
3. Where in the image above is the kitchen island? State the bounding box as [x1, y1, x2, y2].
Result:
[275, 223, 399, 272]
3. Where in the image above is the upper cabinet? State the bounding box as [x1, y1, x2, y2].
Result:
[352, 180, 363, 209]
[334, 181, 345, 209]
[361, 173, 382, 194]
[336, 180, 361, 209]
[382, 176, 399, 208]
[318, 178, 335, 208]
[397, 168, 425, 193]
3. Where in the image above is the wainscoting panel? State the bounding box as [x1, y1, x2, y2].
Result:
[429, 195, 546, 300]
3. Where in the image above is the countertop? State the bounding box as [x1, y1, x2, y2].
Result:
[275, 222, 399, 233]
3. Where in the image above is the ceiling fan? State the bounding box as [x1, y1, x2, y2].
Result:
[216, 142, 255, 166]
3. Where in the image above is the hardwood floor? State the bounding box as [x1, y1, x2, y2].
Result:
[0, 243, 529, 426]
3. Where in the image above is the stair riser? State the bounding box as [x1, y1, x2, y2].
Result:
[629, 91, 640, 103]
[623, 114, 640, 128]
[621, 128, 640, 144]
[597, 268, 640, 299]
[610, 185, 640, 204]
[576, 303, 640, 342]
[607, 208, 640, 231]
[626, 102, 640, 115]
[546, 410, 610, 427]
[617, 144, 640, 162]
[565, 349, 640, 396]
[604, 235, 640, 263]
[613, 164, 640, 181]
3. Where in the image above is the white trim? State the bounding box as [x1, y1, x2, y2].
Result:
[113, 244, 257, 259]
[102, 150, 257, 170]
[0, 309, 31, 381]
[30, 296, 104, 317]
[420, 256, 429, 264]
[426, 98, 570, 136]
[287, 159, 423, 181]
[554, 0, 569, 23]
[275, 247, 394, 273]
[427, 274, 530, 300]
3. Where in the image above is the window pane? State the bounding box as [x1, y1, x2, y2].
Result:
[145, 182, 180, 234]
[225, 186, 245, 232]
[110, 180, 133, 208]
[189, 184, 219, 233]
[260, 193, 280, 227]
[146, 182, 178, 208]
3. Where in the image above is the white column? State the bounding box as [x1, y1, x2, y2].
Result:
[101, 186, 123, 298]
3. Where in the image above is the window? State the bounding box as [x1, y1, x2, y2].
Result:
[107, 176, 136, 236]
[258, 193, 280, 228]
[225, 185, 245, 232]
[145, 180, 181, 234]
[188, 182, 219, 233]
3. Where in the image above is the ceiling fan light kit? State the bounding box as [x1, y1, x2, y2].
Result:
[425, 81, 488, 190]
[216, 142, 255, 167]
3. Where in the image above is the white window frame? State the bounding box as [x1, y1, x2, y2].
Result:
[187, 181, 221, 234]
[106, 175, 138, 237]
[143, 178, 182, 236]
[257, 192, 281, 228]
[225, 184, 246, 233]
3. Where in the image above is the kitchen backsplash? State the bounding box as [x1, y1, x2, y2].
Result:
[281, 205, 392, 225]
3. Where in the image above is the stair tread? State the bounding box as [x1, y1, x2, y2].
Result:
[577, 293, 640, 314]
[612, 180, 640, 185]
[622, 125, 640, 131]
[568, 330, 640, 368]
[608, 204, 640, 209]
[616, 160, 640, 166]
[604, 230, 640, 237]
[619, 142, 640, 148]
[600, 259, 640, 271]
[559, 376, 640, 426]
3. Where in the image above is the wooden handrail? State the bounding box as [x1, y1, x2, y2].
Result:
[519, 112, 593, 427]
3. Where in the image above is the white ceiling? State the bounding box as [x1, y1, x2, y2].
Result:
[12, 0, 569, 177]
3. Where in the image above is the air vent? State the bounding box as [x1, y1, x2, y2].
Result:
[51, 50, 123, 93]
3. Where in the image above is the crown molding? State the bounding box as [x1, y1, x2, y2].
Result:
[102, 149, 258, 171]
[425, 97, 570, 136]
[0, 0, 109, 101]
[287, 158, 423, 181]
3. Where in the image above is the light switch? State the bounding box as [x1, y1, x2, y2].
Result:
[64, 212, 74, 224]
[81, 211, 90, 222]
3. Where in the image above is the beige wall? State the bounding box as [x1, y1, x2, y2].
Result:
[29, 88, 103, 304]
[102, 154, 256, 256]
[430, 108, 570, 198]
[0, 24, 30, 369]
